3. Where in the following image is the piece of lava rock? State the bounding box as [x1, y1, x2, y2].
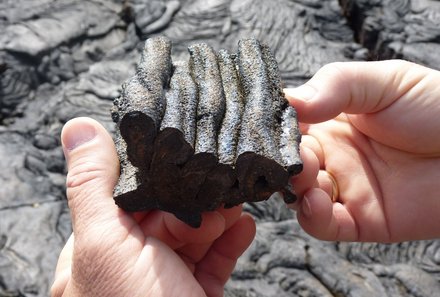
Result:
[111, 36, 302, 228]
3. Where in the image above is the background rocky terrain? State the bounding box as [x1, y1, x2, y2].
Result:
[1, 0, 440, 296]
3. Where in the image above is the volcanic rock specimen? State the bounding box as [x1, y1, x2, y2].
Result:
[111, 36, 302, 227]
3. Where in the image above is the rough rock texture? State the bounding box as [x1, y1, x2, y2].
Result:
[339, 0, 440, 66]
[1, 0, 440, 296]
[112, 37, 302, 227]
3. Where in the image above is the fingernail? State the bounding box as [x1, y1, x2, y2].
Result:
[63, 122, 97, 151]
[285, 85, 317, 102]
[301, 195, 312, 218]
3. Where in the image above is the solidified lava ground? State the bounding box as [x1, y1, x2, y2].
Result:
[1, 0, 440, 296]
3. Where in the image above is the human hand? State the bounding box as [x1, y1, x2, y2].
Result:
[286, 60, 440, 242]
[51, 118, 256, 297]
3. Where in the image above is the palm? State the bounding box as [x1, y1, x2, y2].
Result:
[303, 112, 440, 242]
[287, 60, 440, 242]
[53, 203, 255, 297]
[53, 117, 256, 297]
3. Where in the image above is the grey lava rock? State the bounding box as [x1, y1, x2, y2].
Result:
[111, 36, 302, 227]
[1, 0, 440, 296]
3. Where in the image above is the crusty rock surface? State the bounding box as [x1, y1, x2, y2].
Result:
[1, 0, 440, 296]
[112, 37, 302, 227]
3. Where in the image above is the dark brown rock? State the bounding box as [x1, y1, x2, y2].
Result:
[112, 36, 302, 227]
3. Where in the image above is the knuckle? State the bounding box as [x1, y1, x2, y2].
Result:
[66, 157, 105, 189]
[321, 62, 348, 79]
[65, 157, 111, 211]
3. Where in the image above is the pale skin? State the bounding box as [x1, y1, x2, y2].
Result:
[52, 59, 440, 296]
[287, 59, 440, 242]
[51, 117, 256, 297]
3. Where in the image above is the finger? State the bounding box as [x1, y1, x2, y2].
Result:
[284, 60, 425, 123]
[301, 135, 325, 168]
[164, 211, 226, 245]
[138, 210, 226, 250]
[195, 214, 256, 296]
[176, 243, 210, 274]
[132, 211, 151, 224]
[61, 117, 120, 235]
[175, 205, 244, 264]
[289, 146, 319, 210]
[299, 122, 311, 134]
[316, 170, 336, 200]
[297, 188, 358, 241]
[51, 234, 74, 296]
[54, 234, 74, 277]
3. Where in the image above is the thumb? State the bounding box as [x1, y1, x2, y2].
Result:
[285, 60, 426, 123]
[61, 117, 120, 235]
